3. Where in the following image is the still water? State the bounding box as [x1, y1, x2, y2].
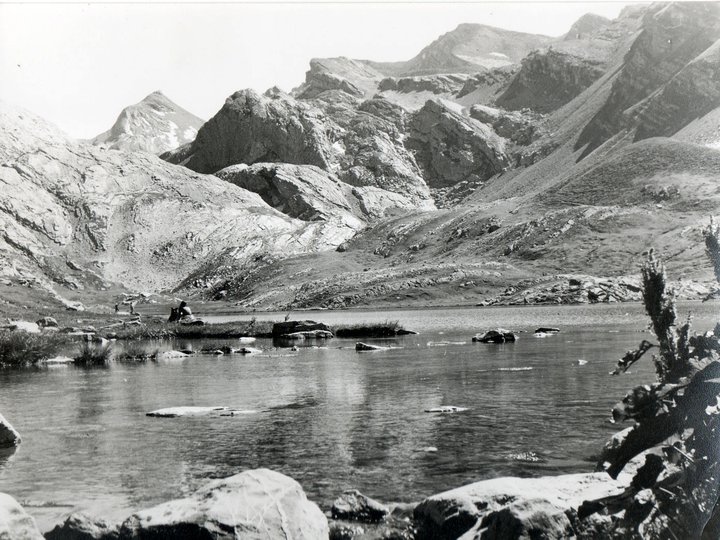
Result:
[0, 302, 717, 531]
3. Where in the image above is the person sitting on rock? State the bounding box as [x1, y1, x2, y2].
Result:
[179, 301, 192, 318]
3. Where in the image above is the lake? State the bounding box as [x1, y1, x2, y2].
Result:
[0, 302, 717, 532]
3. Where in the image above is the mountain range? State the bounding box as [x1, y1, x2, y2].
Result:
[1, 1, 719, 313]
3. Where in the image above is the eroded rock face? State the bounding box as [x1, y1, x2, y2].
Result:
[166, 89, 435, 210]
[578, 2, 720, 153]
[45, 512, 119, 540]
[92, 91, 203, 154]
[378, 74, 470, 96]
[0, 101, 352, 296]
[496, 48, 607, 114]
[294, 57, 384, 99]
[408, 100, 509, 188]
[413, 473, 627, 540]
[118, 469, 328, 539]
[469, 105, 543, 146]
[0, 493, 44, 540]
[173, 88, 335, 174]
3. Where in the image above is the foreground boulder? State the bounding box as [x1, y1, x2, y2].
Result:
[331, 490, 390, 523]
[45, 512, 118, 540]
[0, 493, 43, 540]
[413, 473, 627, 540]
[117, 469, 328, 539]
[355, 342, 389, 351]
[0, 413, 21, 447]
[472, 329, 517, 343]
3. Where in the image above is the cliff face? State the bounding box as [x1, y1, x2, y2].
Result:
[577, 2, 720, 153]
[91, 91, 203, 154]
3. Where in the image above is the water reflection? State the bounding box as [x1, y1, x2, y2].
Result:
[0, 302, 717, 532]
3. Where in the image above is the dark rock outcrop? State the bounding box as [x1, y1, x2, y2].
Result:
[469, 105, 543, 146]
[577, 2, 720, 154]
[408, 100, 508, 188]
[0, 413, 21, 447]
[472, 329, 516, 343]
[45, 513, 119, 540]
[496, 48, 607, 113]
[331, 490, 390, 523]
[117, 469, 328, 539]
[378, 74, 470, 96]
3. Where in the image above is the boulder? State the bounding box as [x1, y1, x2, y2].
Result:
[535, 327, 560, 333]
[282, 330, 334, 340]
[271, 320, 331, 338]
[8, 321, 41, 334]
[117, 469, 328, 539]
[44, 512, 119, 540]
[0, 413, 21, 447]
[472, 329, 517, 343]
[0, 492, 44, 540]
[413, 472, 627, 540]
[424, 406, 468, 414]
[331, 490, 390, 523]
[36, 317, 58, 328]
[235, 347, 262, 355]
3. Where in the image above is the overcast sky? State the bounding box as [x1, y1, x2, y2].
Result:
[0, 2, 630, 138]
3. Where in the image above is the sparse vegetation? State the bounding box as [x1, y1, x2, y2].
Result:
[115, 341, 157, 362]
[0, 330, 66, 367]
[581, 225, 720, 537]
[333, 320, 408, 338]
[74, 342, 113, 365]
[109, 320, 274, 340]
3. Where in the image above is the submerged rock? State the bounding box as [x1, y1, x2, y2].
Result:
[355, 342, 389, 351]
[118, 469, 328, 539]
[424, 406, 468, 414]
[145, 406, 259, 418]
[282, 330, 334, 340]
[472, 329, 517, 343]
[0, 493, 43, 540]
[0, 413, 21, 447]
[331, 490, 390, 523]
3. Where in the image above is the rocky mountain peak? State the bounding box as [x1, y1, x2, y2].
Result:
[92, 91, 204, 154]
[563, 13, 611, 40]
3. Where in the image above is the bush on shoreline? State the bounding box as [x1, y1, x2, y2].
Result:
[333, 320, 406, 338]
[74, 342, 113, 365]
[109, 320, 274, 340]
[0, 331, 66, 367]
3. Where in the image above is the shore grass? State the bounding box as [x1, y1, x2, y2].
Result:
[333, 320, 408, 338]
[74, 342, 113, 365]
[0, 330, 67, 367]
[108, 320, 275, 340]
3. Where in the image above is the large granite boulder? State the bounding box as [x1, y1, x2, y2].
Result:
[0, 493, 44, 540]
[413, 473, 627, 540]
[117, 469, 328, 539]
[472, 329, 517, 343]
[0, 413, 21, 447]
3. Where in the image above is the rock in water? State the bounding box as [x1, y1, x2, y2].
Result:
[45, 512, 119, 540]
[118, 469, 328, 539]
[271, 320, 332, 338]
[331, 490, 390, 523]
[472, 329, 517, 343]
[0, 493, 44, 540]
[355, 342, 389, 351]
[0, 413, 21, 447]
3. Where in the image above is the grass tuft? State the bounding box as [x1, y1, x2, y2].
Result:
[74, 342, 113, 365]
[333, 320, 406, 338]
[0, 330, 66, 367]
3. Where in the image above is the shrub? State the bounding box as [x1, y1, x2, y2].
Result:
[115, 342, 157, 361]
[0, 331, 65, 366]
[581, 228, 720, 537]
[74, 342, 113, 365]
[334, 320, 405, 338]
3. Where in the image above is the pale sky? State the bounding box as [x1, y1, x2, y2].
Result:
[0, 2, 631, 138]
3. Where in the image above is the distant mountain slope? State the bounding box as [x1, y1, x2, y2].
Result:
[92, 91, 204, 154]
[577, 2, 720, 155]
[0, 101, 356, 305]
[367, 23, 553, 76]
